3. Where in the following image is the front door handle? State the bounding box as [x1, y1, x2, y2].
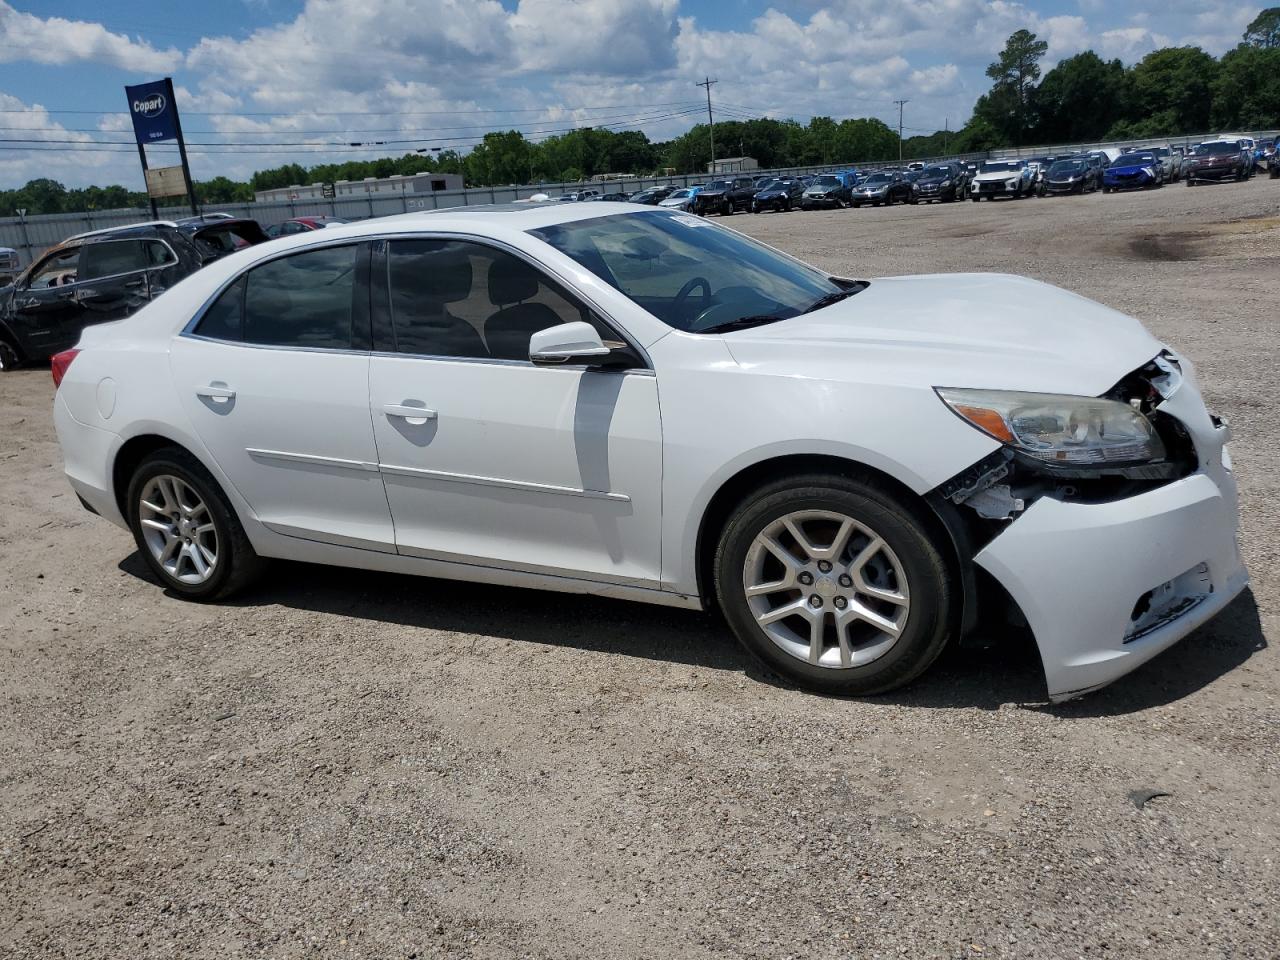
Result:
[196, 383, 236, 402]
[382, 403, 437, 425]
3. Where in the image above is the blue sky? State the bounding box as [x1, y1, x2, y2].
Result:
[0, 0, 1259, 189]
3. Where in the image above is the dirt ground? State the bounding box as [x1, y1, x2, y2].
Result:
[2, 179, 1278, 959]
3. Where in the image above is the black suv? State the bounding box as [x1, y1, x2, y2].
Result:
[912, 162, 969, 202]
[0, 218, 268, 371]
[691, 177, 758, 215]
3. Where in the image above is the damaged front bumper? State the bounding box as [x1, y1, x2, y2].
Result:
[963, 358, 1248, 701]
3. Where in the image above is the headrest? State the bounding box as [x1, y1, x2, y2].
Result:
[487, 257, 541, 305]
[389, 241, 473, 303]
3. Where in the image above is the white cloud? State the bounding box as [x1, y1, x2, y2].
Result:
[0, 2, 180, 72]
[0, 0, 1265, 189]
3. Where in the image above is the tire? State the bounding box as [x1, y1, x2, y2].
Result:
[722, 201, 733, 216]
[714, 473, 953, 696]
[0, 337, 20, 373]
[126, 447, 265, 601]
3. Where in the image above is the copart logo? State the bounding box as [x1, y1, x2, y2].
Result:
[133, 94, 166, 118]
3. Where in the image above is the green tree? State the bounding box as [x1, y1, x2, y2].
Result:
[195, 175, 253, 204]
[1129, 46, 1218, 134]
[1244, 7, 1280, 48]
[983, 29, 1049, 144]
[1032, 51, 1132, 143]
[1212, 44, 1280, 128]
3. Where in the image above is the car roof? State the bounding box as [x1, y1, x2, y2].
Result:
[67, 220, 180, 242]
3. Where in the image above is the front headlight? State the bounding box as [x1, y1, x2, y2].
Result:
[936, 388, 1166, 465]
[940, 179, 951, 187]
[1143, 167, 1155, 177]
[1006, 178, 1018, 188]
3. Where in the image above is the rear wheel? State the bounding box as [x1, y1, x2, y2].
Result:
[714, 474, 952, 696]
[127, 447, 265, 601]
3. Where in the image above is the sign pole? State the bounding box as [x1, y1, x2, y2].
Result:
[136, 141, 160, 219]
[164, 78, 199, 217]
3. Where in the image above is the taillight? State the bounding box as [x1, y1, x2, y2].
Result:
[50, 349, 79, 389]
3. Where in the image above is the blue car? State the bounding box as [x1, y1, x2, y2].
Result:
[1102, 150, 1165, 192]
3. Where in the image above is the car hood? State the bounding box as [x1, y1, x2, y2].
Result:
[1108, 162, 1153, 174]
[718, 273, 1163, 396]
[855, 182, 890, 191]
[972, 170, 1021, 183]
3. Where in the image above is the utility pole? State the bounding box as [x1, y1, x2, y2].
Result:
[697, 76, 718, 173]
[944, 117, 949, 155]
[893, 99, 909, 164]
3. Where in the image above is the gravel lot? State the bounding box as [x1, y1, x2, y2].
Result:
[2, 180, 1278, 959]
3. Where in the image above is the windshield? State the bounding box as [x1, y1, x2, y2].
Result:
[667, 189, 691, 199]
[756, 179, 782, 191]
[1152, 148, 1169, 157]
[1049, 160, 1085, 174]
[1112, 154, 1155, 166]
[979, 160, 1020, 173]
[529, 210, 843, 333]
[1193, 141, 1239, 156]
[921, 166, 951, 177]
[811, 176, 841, 187]
[863, 173, 892, 185]
[705, 180, 732, 191]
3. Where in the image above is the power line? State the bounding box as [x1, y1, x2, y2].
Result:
[0, 99, 703, 118]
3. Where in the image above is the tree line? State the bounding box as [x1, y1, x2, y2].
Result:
[4, 8, 1279, 217]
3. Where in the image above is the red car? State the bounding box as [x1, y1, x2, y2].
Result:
[264, 216, 348, 238]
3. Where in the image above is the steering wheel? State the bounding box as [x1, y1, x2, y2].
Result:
[672, 276, 712, 321]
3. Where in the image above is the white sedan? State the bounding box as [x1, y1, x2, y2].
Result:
[51, 203, 1247, 701]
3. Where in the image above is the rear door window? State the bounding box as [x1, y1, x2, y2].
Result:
[79, 240, 149, 280]
[193, 245, 360, 349]
[243, 245, 358, 349]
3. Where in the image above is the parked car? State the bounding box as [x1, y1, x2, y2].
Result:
[0, 218, 268, 371]
[0, 245, 20, 285]
[1150, 146, 1179, 182]
[627, 186, 677, 205]
[800, 174, 853, 209]
[265, 216, 348, 238]
[599, 191, 633, 202]
[751, 178, 804, 212]
[50, 205, 1247, 703]
[970, 159, 1033, 200]
[691, 177, 758, 216]
[1103, 151, 1164, 192]
[1043, 158, 1099, 196]
[912, 163, 968, 203]
[1183, 141, 1250, 185]
[848, 171, 912, 207]
[658, 187, 700, 211]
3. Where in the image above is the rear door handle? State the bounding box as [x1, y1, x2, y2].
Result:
[382, 403, 437, 424]
[196, 383, 236, 402]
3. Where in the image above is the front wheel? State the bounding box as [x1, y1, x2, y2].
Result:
[0, 338, 20, 372]
[127, 447, 265, 601]
[714, 475, 952, 696]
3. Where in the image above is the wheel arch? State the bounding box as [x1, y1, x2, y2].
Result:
[692, 453, 973, 630]
[111, 432, 213, 522]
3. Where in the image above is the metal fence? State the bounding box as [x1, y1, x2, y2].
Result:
[0, 128, 1274, 270]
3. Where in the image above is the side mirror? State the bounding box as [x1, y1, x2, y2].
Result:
[529, 321, 616, 367]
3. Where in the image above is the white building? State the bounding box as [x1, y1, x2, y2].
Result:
[706, 156, 759, 174]
[254, 172, 465, 203]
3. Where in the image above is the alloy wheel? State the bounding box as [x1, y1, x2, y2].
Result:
[138, 474, 219, 584]
[742, 509, 910, 670]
